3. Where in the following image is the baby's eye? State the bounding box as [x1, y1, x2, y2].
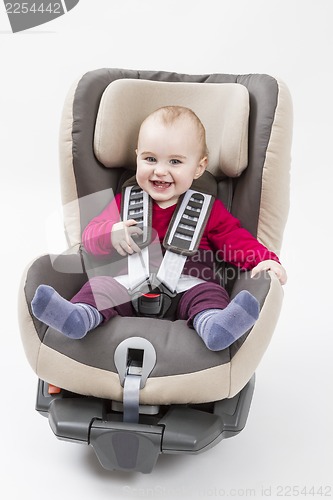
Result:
[145, 156, 156, 163]
[170, 159, 182, 165]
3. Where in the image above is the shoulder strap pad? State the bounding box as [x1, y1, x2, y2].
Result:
[163, 171, 217, 256]
[121, 176, 152, 248]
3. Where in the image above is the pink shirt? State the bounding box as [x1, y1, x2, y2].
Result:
[82, 193, 279, 279]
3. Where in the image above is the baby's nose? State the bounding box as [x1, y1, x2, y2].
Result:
[154, 163, 168, 175]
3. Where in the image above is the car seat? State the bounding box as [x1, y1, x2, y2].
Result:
[18, 68, 293, 473]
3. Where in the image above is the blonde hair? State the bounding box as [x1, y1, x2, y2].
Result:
[141, 105, 208, 159]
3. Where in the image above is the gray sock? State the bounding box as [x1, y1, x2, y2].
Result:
[193, 290, 260, 351]
[31, 284, 103, 339]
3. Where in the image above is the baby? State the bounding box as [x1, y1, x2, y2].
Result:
[32, 106, 287, 351]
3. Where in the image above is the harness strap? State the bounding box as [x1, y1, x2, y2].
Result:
[158, 188, 214, 292]
[121, 173, 216, 309]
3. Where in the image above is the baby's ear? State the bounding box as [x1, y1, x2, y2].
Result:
[195, 156, 208, 178]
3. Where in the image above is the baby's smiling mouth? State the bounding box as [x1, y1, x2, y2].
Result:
[150, 180, 173, 189]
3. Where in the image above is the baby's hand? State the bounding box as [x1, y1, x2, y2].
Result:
[111, 219, 143, 256]
[251, 259, 287, 285]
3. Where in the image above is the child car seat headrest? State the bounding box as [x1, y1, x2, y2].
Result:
[94, 79, 250, 178]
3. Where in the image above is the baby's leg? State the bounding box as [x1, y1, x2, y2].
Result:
[31, 285, 102, 339]
[178, 282, 259, 351]
[31, 276, 134, 339]
[70, 276, 134, 321]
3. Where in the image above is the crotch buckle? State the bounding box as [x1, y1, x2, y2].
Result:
[130, 275, 177, 318]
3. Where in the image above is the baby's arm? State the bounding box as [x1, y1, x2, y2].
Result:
[251, 260, 287, 285]
[82, 193, 143, 256]
[82, 194, 122, 255]
[207, 201, 287, 285]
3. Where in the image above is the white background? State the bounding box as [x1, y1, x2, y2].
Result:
[1, 1, 332, 498]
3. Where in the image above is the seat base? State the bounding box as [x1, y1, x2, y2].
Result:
[35, 374, 255, 473]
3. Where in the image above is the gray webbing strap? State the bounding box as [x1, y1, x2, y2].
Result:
[114, 338, 157, 424]
[123, 374, 141, 423]
[155, 251, 187, 293]
[128, 248, 150, 290]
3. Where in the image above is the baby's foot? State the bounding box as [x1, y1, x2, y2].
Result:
[193, 290, 260, 351]
[31, 284, 101, 339]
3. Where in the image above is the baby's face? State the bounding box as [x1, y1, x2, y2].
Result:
[136, 117, 207, 208]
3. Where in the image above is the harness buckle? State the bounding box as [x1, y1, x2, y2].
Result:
[130, 275, 177, 318]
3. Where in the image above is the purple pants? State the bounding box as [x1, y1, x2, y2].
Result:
[71, 276, 230, 326]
